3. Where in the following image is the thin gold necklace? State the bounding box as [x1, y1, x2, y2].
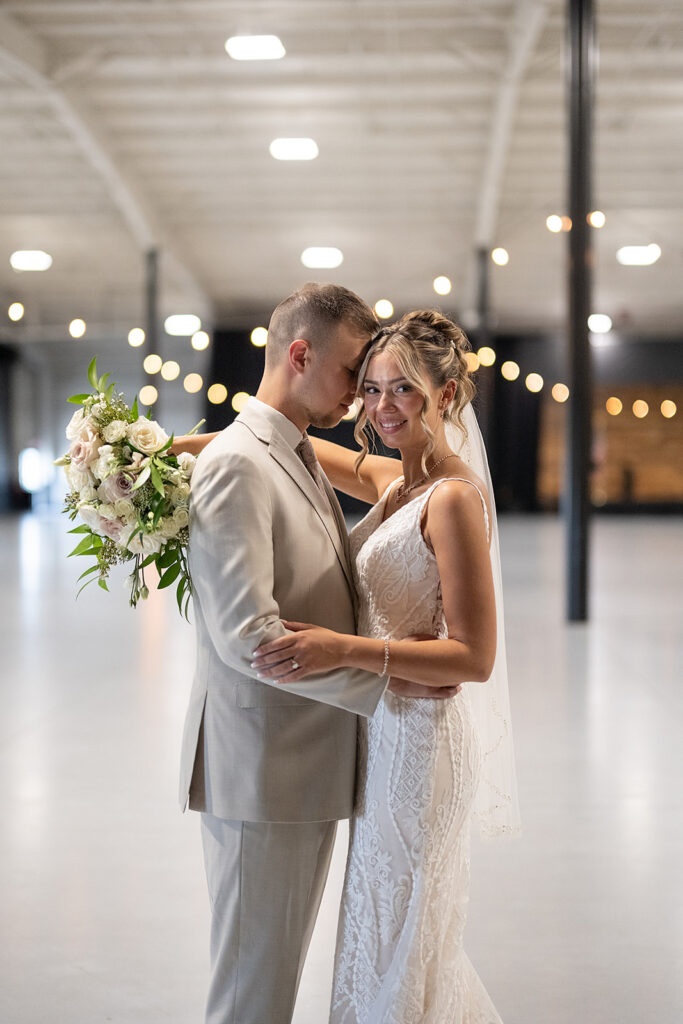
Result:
[396, 453, 459, 501]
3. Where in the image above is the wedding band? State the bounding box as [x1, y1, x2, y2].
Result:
[291, 659, 300, 670]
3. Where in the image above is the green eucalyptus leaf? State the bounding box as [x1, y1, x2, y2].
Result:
[131, 465, 151, 491]
[156, 435, 174, 455]
[77, 564, 101, 582]
[158, 546, 177, 569]
[158, 562, 181, 589]
[69, 535, 97, 557]
[131, 396, 139, 420]
[87, 357, 98, 390]
[105, 382, 116, 402]
[68, 393, 91, 404]
[98, 577, 109, 591]
[77, 579, 96, 598]
[68, 524, 91, 535]
[150, 463, 165, 497]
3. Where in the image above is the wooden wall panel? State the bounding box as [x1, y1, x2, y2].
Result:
[538, 385, 683, 507]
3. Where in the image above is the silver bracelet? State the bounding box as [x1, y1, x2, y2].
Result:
[381, 636, 390, 677]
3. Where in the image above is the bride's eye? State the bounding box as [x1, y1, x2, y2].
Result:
[363, 385, 379, 394]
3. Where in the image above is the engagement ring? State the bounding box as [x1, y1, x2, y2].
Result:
[291, 659, 300, 670]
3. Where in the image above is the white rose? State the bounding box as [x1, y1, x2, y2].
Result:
[65, 408, 97, 441]
[98, 517, 125, 544]
[98, 503, 118, 522]
[102, 419, 129, 444]
[170, 482, 191, 507]
[176, 452, 196, 478]
[158, 517, 180, 540]
[127, 531, 162, 556]
[173, 506, 189, 529]
[113, 498, 136, 522]
[67, 464, 95, 493]
[79, 483, 97, 503]
[127, 418, 169, 455]
[77, 503, 102, 531]
[92, 445, 117, 481]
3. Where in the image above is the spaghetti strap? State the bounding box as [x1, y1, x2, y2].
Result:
[420, 476, 490, 544]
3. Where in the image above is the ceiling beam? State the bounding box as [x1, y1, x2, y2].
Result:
[473, 1, 549, 250]
[0, 9, 212, 320]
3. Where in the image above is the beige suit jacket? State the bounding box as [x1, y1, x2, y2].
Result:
[179, 399, 386, 822]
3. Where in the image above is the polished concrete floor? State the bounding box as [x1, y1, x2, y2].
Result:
[0, 511, 681, 1024]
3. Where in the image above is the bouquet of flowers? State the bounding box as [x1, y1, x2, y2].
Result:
[56, 358, 201, 616]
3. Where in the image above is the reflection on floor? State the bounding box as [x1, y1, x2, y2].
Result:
[0, 512, 681, 1024]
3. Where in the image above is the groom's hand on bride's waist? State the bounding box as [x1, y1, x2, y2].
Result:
[387, 634, 462, 700]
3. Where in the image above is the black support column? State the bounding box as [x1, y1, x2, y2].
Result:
[565, 0, 596, 622]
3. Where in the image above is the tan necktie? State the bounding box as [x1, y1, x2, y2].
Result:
[296, 435, 325, 495]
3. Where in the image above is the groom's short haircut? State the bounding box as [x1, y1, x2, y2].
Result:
[266, 282, 378, 362]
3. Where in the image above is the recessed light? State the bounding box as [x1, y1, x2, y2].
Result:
[301, 247, 343, 269]
[225, 35, 285, 61]
[164, 314, 201, 336]
[10, 250, 52, 272]
[588, 313, 612, 334]
[269, 138, 318, 161]
[616, 244, 661, 266]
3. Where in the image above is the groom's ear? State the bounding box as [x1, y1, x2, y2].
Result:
[288, 339, 310, 375]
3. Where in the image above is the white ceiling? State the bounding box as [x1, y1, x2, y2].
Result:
[1, 0, 682, 349]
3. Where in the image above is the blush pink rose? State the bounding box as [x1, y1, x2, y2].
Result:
[97, 470, 135, 503]
[69, 428, 101, 470]
[98, 517, 126, 544]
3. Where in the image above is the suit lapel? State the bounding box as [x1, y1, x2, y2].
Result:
[236, 405, 355, 591]
[267, 437, 354, 591]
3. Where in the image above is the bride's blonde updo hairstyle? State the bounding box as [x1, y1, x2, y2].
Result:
[354, 309, 475, 476]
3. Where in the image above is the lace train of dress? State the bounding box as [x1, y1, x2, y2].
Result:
[329, 479, 503, 1024]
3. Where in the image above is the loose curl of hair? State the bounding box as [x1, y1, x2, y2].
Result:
[353, 309, 476, 477]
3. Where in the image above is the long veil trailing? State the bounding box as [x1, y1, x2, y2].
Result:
[446, 403, 522, 839]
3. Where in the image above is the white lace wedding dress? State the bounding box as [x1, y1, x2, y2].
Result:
[329, 477, 504, 1024]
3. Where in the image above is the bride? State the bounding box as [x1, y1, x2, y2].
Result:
[180, 309, 520, 1023]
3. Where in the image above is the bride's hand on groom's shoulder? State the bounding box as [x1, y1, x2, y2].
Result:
[251, 621, 346, 682]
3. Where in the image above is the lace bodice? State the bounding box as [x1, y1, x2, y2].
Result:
[350, 476, 490, 642]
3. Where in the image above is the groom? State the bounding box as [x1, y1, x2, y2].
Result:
[180, 283, 387, 1024]
[180, 283, 453, 1024]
